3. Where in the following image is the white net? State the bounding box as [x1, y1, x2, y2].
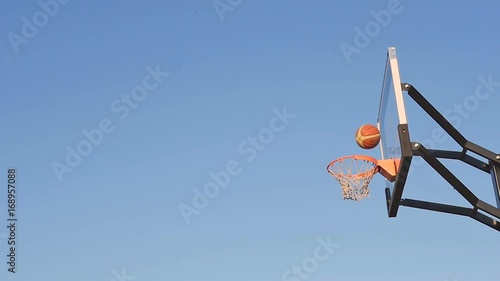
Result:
[327, 156, 378, 201]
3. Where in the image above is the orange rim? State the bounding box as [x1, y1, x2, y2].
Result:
[327, 155, 379, 178]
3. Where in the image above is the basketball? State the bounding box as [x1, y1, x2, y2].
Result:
[355, 124, 380, 149]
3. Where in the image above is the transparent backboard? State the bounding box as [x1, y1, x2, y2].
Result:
[377, 47, 407, 194]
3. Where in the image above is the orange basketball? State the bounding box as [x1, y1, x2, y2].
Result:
[355, 124, 380, 149]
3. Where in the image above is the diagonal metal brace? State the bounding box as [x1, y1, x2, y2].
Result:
[411, 142, 500, 220]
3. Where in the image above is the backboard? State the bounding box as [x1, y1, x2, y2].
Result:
[377, 47, 412, 217]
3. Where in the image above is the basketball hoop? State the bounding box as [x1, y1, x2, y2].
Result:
[327, 155, 400, 201]
[327, 155, 379, 201]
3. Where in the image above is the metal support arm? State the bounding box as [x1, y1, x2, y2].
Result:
[394, 83, 500, 232]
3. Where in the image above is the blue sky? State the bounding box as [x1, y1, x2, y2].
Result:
[1, 0, 500, 281]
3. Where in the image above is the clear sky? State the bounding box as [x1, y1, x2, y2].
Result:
[1, 1, 499, 281]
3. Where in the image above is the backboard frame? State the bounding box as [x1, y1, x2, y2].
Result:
[385, 123, 413, 217]
[377, 47, 413, 217]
